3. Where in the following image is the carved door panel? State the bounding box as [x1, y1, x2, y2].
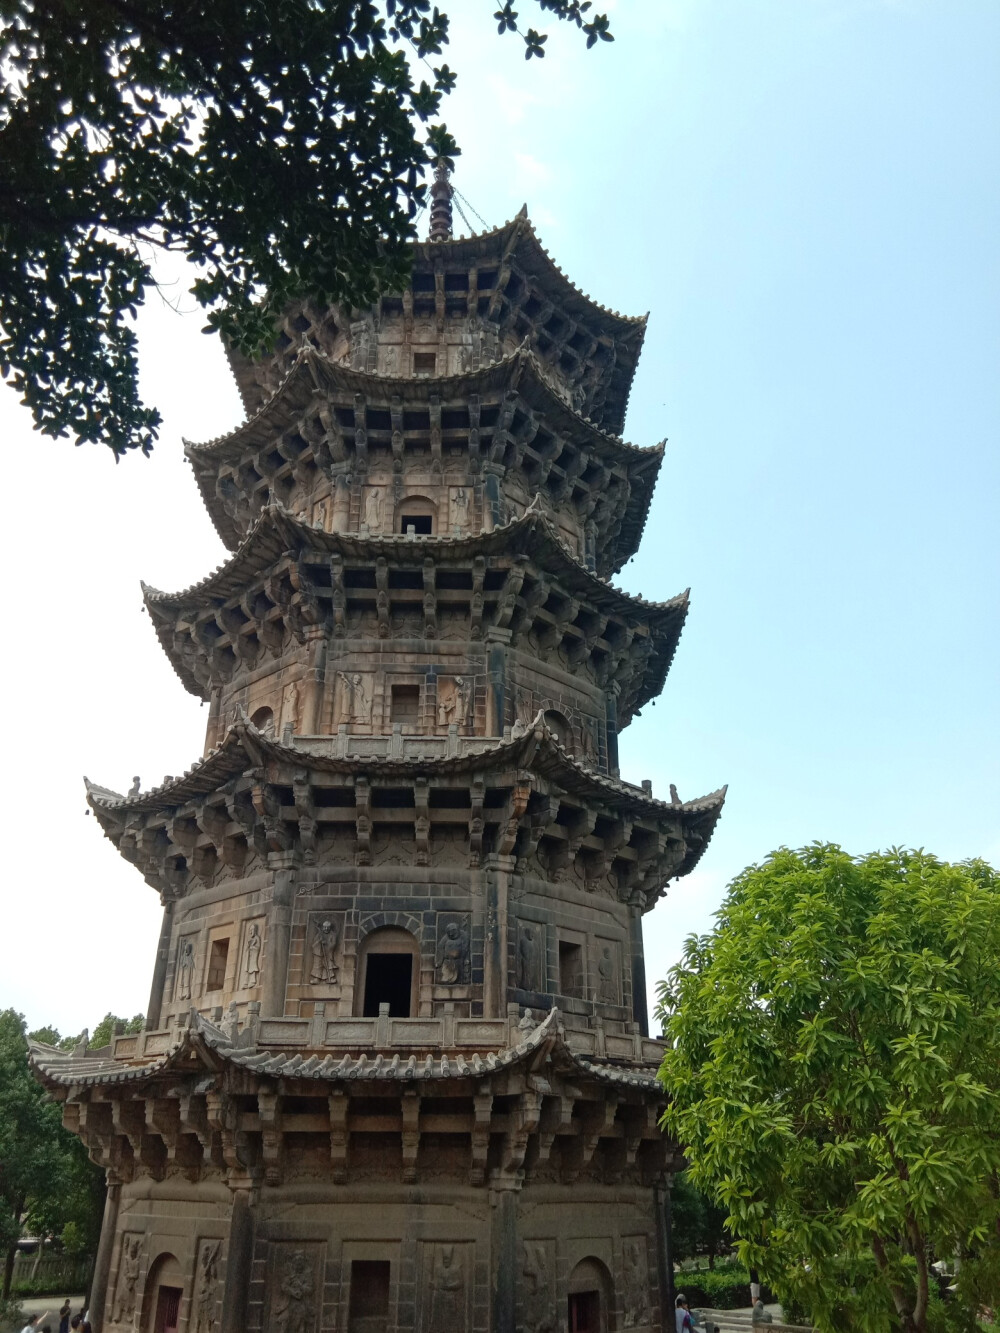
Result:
[153, 1286, 182, 1333]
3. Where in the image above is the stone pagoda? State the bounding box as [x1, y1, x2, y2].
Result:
[32, 173, 725, 1333]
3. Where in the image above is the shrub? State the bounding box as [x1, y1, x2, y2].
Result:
[678, 1267, 775, 1310]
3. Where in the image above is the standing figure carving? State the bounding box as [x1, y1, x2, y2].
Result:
[338, 671, 371, 725]
[243, 922, 262, 988]
[451, 487, 470, 534]
[363, 487, 383, 533]
[274, 1248, 315, 1333]
[517, 925, 543, 993]
[622, 1237, 650, 1327]
[193, 1239, 221, 1333]
[455, 675, 472, 730]
[309, 918, 338, 985]
[521, 1242, 555, 1333]
[435, 920, 469, 985]
[597, 944, 618, 1005]
[113, 1235, 142, 1323]
[428, 1244, 465, 1328]
[283, 680, 301, 733]
[177, 938, 195, 1001]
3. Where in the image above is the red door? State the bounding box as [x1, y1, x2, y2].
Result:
[153, 1286, 182, 1333]
[568, 1289, 601, 1333]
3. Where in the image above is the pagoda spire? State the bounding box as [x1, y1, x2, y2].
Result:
[427, 157, 453, 241]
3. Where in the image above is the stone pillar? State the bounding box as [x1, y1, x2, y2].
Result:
[145, 900, 174, 1029]
[88, 1179, 121, 1333]
[605, 690, 620, 775]
[629, 904, 649, 1037]
[484, 858, 513, 1018]
[490, 1185, 518, 1333]
[654, 1177, 675, 1323]
[261, 867, 296, 1018]
[304, 626, 327, 734]
[487, 640, 507, 736]
[220, 1189, 255, 1333]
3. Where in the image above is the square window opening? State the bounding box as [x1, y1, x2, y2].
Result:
[413, 351, 437, 375]
[206, 939, 229, 992]
[558, 940, 585, 1000]
[362, 954, 412, 1017]
[390, 684, 420, 724]
[348, 1259, 391, 1330]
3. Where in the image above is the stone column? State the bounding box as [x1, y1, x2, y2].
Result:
[654, 1177, 675, 1322]
[486, 639, 507, 736]
[220, 1189, 255, 1333]
[490, 1184, 518, 1333]
[629, 903, 649, 1037]
[605, 689, 620, 775]
[145, 900, 174, 1029]
[484, 858, 513, 1018]
[88, 1179, 121, 1333]
[261, 867, 296, 1018]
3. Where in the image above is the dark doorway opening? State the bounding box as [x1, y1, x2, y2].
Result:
[363, 953, 413, 1017]
[559, 939, 585, 999]
[568, 1289, 600, 1333]
[400, 513, 433, 535]
[348, 1259, 391, 1333]
[153, 1286, 183, 1333]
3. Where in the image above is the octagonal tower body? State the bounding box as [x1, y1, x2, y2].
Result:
[32, 207, 724, 1333]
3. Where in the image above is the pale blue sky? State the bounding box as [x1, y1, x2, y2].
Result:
[1, 0, 996, 1031]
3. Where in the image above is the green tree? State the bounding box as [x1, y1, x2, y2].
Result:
[0, 1010, 104, 1299]
[671, 1171, 731, 1269]
[657, 846, 1000, 1333]
[0, 0, 612, 458]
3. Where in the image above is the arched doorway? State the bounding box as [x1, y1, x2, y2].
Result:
[355, 926, 420, 1017]
[140, 1253, 184, 1333]
[543, 709, 573, 752]
[397, 495, 437, 536]
[567, 1257, 612, 1333]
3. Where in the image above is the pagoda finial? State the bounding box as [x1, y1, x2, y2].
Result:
[428, 158, 453, 243]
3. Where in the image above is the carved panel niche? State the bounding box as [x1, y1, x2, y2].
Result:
[263, 1242, 325, 1333]
[191, 1238, 222, 1333]
[416, 1241, 473, 1333]
[520, 1239, 556, 1333]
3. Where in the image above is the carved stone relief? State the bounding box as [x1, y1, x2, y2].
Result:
[242, 920, 263, 990]
[622, 1235, 651, 1328]
[362, 486, 384, 534]
[436, 675, 472, 730]
[175, 936, 196, 1001]
[192, 1238, 221, 1333]
[596, 941, 620, 1006]
[306, 914, 340, 986]
[337, 671, 372, 726]
[520, 1240, 556, 1333]
[449, 486, 471, 535]
[417, 1241, 472, 1333]
[112, 1232, 143, 1325]
[312, 496, 327, 530]
[264, 1242, 324, 1333]
[282, 680, 302, 733]
[435, 913, 470, 985]
[516, 923, 544, 993]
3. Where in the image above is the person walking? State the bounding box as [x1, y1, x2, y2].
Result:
[675, 1294, 695, 1332]
[58, 1301, 71, 1333]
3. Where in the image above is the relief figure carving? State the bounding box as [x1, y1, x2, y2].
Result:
[283, 680, 302, 733]
[435, 918, 469, 985]
[429, 1244, 466, 1328]
[309, 918, 339, 985]
[113, 1234, 142, 1323]
[520, 1241, 555, 1333]
[193, 1239, 221, 1333]
[177, 938, 195, 1001]
[274, 1248, 316, 1333]
[451, 486, 470, 534]
[622, 1236, 650, 1327]
[338, 672, 371, 725]
[516, 925, 543, 993]
[597, 944, 618, 1005]
[363, 487, 383, 533]
[243, 923, 262, 988]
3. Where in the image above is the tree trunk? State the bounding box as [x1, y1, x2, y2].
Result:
[2, 1244, 16, 1301]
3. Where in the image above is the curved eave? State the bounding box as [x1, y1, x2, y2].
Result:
[141, 505, 687, 699]
[85, 715, 727, 854]
[30, 1007, 660, 1094]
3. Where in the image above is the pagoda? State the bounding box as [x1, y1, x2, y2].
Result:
[31, 173, 725, 1333]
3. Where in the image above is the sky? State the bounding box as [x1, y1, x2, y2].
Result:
[1, 0, 997, 1038]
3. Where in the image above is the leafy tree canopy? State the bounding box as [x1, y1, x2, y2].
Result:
[0, 1011, 105, 1298]
[0, 0, 612, 457]
[657, 845, 1000, 1333]
[671, 1170, 732, 1270]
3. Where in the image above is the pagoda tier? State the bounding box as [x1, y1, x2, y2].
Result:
[225, 211, 647, 437]
[186, 344, 662, 578]
[142, 505, 688, 749]
[31, 1008, 676, 1331]
[86, 716, 724, 914]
